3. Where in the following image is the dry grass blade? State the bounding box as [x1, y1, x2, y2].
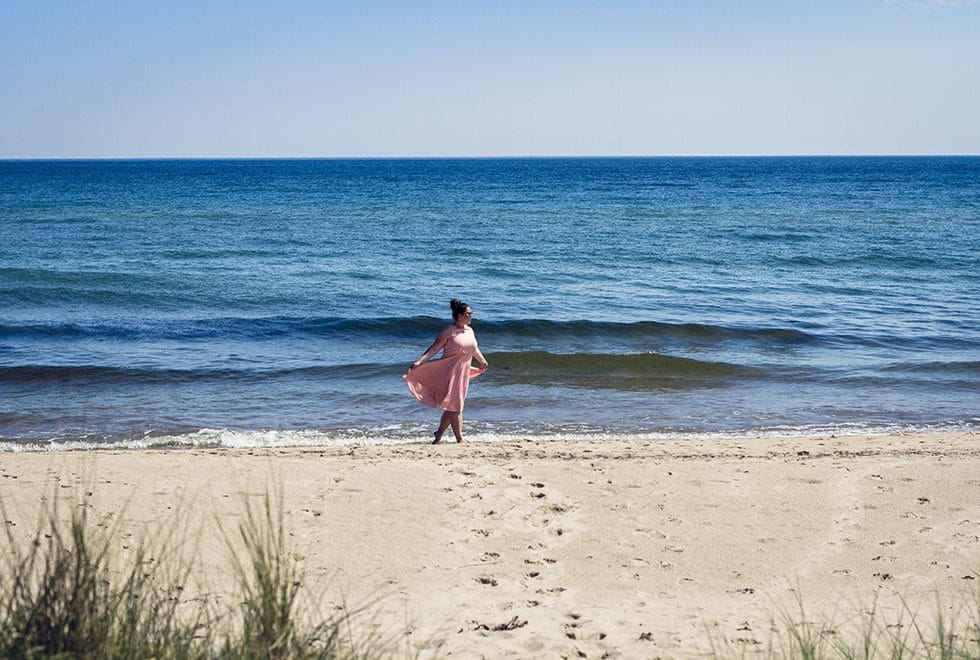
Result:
[704, 578, 980, 659]
[1, 485, 404, 659]
[0, 494, 206, 659]
[474, 616, 528, 632]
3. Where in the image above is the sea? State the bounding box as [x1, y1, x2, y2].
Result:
[1, 157, 977, 450]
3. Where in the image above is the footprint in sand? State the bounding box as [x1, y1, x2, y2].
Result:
[561, 612, 588, 641]
[540, 586, 567, 595]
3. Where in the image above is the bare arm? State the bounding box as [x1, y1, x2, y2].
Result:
[409, 328, 452, 369]
[474, 347, 489, 370]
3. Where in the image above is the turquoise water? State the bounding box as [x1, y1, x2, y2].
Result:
[1, 157, 977, 448]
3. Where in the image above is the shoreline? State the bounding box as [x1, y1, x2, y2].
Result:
[2, 431, 978, 656]
[2, 423, 978, 453]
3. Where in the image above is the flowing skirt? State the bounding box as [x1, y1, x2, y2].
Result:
[404, 356, 484, 412]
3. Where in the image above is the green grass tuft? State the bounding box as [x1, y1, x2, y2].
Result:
[0, 496, 204, 658]
[708, 582, 980, 659]
[0, 490, 397, 659]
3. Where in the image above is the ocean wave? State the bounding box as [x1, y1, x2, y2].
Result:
[0, 346, 762, 390]
[0, 317, 442, 341]
[4, 316, 973, 352]
[488, 350, 763, 389]
[0, 321, 144, 340]
[0, 316, 821, 347]
[0, 350, 758, 388]
[0, 266, 163, 287]
[0, 362, 400, 385]
[881, 360, 980, 375]
[775, 253, 943, 269]
[482, 319, 817, 346]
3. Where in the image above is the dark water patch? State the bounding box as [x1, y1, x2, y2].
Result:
[0, 317, 821, 347]
[161, 247, 284, 260]
[821, 332, 980, 351]
[0, 322, 143, 340]
[741, 232, 813, 243]
[843, 253, 940, 269]
[779, 256, 836, 267]
[641, 181, 695, 189]
[473, 265, 527, 277]
[803, 283, 871, 297]
[4, 316, 975, 358]
[1, 350, 766, 391]
[824, 374, 978, 390]
[683, 256, 727, 266]
[0, 317, 434, 342]
[882, 360, 980, 375]
[0, 411, 30, 425]
[346, 271, 382, 280]
[774, 253, 944, 269]
[0, 267, 165, 288]
[486, 350, 763, 390]
[0, 362, 401, 386]
[478, 319, 819, 348]
[1, 287, 174, 308]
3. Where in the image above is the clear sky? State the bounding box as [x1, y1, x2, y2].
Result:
[1, 1, 978, 158]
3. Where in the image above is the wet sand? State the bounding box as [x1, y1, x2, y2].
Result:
[2, 432, 978, 657]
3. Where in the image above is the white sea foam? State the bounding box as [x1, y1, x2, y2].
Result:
[1, 421, 975, 453]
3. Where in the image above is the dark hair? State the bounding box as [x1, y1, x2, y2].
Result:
[450, 298, 470, 321]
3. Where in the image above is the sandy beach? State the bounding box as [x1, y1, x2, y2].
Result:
[1, 432, 978, 657]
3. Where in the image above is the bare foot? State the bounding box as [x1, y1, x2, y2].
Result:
[457, 438, 465, 443]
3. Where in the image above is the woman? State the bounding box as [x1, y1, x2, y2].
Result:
[404, 299, 489, 443]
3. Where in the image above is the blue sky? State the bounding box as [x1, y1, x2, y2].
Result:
[1, 1, 978, 157]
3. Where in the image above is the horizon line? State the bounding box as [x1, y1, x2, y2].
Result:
[2, 153, 978, 162]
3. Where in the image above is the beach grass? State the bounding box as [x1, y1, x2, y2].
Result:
[0, 490, 390, 659]
[216, 487, 390, 659]
[708, 584, 980, 659]
[0, 494, 203, 658]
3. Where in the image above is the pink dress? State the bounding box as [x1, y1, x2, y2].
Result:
[404, 325, 484, 412]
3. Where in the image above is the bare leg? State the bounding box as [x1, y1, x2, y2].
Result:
[434, 411, 452, 444]
[449, 411, 463, 443]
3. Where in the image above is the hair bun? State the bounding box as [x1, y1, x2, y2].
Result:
[450, 298, 468, 320]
